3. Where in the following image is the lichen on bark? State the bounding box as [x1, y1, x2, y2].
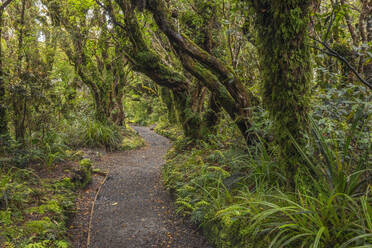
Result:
[248, 0, 313, 187]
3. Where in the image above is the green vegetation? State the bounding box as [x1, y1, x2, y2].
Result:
[0, 0, 370, 247]
[163, 113, 371, 247]
[0, 167, 75, 247]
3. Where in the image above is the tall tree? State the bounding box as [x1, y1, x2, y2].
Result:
[12, 0, 27, 142]
[247, 0, 313, 187]
[0, 0, 13, 137]
[0, 0, 15, 139]
[100, 0, 202, 138]
[142, 0, 259, 144]
[46, 0, 128, 124]
[105, 0, 259, 144]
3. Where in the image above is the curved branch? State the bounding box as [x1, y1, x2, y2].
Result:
[311, 37, 372, 90]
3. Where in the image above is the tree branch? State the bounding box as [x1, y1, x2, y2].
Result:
[311, 37, 372, 90]
[323, 2, 337, 44]
[94, 0, 126, 30]
[0, 0, 14, 12]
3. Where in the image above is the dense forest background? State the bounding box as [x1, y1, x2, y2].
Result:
[0, 0, 371, 247]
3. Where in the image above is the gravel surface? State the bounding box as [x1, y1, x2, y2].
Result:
[89, 126, 212, 248]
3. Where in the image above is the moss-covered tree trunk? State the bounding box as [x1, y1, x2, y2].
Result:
[95, 95, 110, 123]
[0, 0, 14, 141]
[14, 0, 27, 143]
[112, 78, 126, 126]
[188, 0, 221, 134]
[112, 0, 202, 140]
[159, 87, 177, 124]
[111, 55, 130, 127]
[249, 0, 312, 187]
[201, 95, 220, 135]
[364, 5, 372, 82]
[75, 65, 109, 123]
[0, 9, 7, 138]
[139, 0, 258, 144]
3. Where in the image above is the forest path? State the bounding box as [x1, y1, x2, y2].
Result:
[88, 126, 212, 248]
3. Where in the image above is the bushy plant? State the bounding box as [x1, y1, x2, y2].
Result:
[79, 120, 123, 151]
[71, 159, 92, 189]
[154, 121, 183, 141]
[163, 117, 371, 248]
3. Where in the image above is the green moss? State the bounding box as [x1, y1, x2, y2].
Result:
[0, 78, 8, 137]
[173, 92, 202, 140]
[0, 106, 7, 137]
[154, 121, 184, 141]
[72, 158, 92, 189]
[249, 0, 313, 186]
[159, 87, 177, 124]
[0, 168, 75, 247]
[121, 135, 145, 150]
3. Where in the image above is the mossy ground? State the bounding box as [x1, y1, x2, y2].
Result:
[0, 164, 77, 248]
[121, 125, 146, 150]
[153, 121, 184, 141]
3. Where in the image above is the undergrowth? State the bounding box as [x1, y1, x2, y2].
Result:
[121, 126, 146, 150]
[162, 119, 371, 247]
[0, 126, 96, 248]
[0, 167, 76, 248]
[154, 121, 184, 141]
[63, 119, 144, 151]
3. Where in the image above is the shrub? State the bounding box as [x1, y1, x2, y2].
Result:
[81, 120, 123, 151]
[120, 126, 145, 150]
[163, 119, 372, 247]
[72, 159, 92, 189]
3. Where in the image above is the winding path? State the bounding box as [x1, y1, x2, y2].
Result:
[89, 126, 212, 248]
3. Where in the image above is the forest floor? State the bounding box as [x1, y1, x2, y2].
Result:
[69, 126, 212, 248]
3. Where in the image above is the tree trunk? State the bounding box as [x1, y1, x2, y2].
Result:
[14, 0, 26, 143]
[0, 9, 8, 137]
[112, 77, 126, 126]
[201, 95, 220, 135]
[364, 3, 372, 82]
[178, 51, 254, 143]
[113, 0, 202, 140]
[159, 87, 177, 124]
[142, 0, 258, 145]
[249, 0, 312, 188]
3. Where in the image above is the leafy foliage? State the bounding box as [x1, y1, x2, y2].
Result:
[80, 121, 123, 151]
[163, 115, 371, 247]
[0, 168, 75, 248]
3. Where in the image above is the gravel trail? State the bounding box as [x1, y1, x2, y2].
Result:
[89, 126, 212, 248]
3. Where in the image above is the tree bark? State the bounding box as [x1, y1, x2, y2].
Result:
[248, 0, 313, 189]
[159, 87, 177, 124]
[0, 0, 14, 11]
[14, 0, 26, 142]
[201, 95, 220, 135]
[363, 1, 372, 82]
[340, 0, 359, 47]
[138, 0, 257, 144]
[0, 8, 8, 137]
[145, 0, 255, 110]
[112, 0, 202, 139]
